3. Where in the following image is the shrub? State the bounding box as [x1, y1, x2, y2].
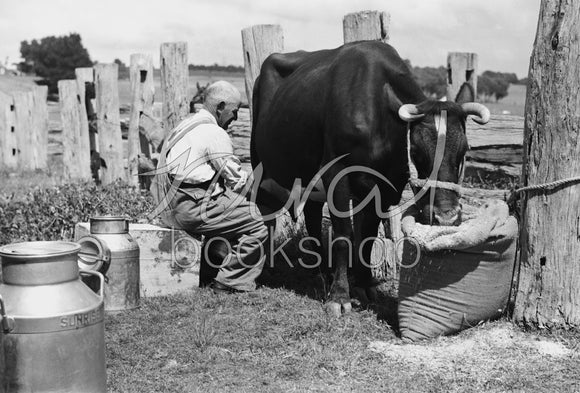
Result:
[0, 181, 154, 246]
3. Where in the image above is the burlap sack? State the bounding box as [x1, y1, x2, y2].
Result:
[398, 200, 518, 341]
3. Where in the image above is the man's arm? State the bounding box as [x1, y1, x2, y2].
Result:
[207, 129, 248, 192]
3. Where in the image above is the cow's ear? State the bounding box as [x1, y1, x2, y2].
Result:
[454, 82, 475, 104]
[383, 83, 402, 113]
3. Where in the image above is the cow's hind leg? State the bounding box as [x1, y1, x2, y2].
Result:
[303, 200, 327, 296]
[352, 206, 382, 305]
[324, 175, 353, 317]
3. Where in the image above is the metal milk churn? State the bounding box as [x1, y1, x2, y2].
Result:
[0, 241, 106, 393]
[77, 216, 140, 311]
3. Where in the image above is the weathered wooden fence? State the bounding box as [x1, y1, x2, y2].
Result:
[52, 42, 192, 186]
[3, 10, 523, 198]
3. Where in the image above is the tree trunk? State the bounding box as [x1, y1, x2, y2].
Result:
[514, 0, 580, 327]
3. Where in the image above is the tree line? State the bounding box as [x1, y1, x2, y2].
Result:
[407, 61, 526, 101]
[17, 33, 525, 101]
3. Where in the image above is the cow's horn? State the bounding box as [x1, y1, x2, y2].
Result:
[398, 104, 425, 122]
[461, 103, 491, 125]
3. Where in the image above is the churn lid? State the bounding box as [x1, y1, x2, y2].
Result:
[0, 241, 80, 259]
[0, 241, 81, 285]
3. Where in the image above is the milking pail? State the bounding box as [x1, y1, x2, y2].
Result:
[77, 216, 140, 311]
[0, 241, 106, 393]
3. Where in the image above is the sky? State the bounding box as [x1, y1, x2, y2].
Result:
[0, 0, 540, 78]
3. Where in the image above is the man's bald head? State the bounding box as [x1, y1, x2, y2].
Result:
[202, 81, 242, 130]
[204, 81, 241, 113]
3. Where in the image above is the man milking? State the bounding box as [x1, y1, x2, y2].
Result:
[153, 81, 267, 293]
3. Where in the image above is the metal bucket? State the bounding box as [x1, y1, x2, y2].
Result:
[77, 216, 140, 312]
[0, 241, 106, 393]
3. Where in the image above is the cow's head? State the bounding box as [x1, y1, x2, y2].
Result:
[398, 85, 489, 226]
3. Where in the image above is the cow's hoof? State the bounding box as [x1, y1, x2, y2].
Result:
[325, 301, 352, 317]
[353, 285, 379, 306]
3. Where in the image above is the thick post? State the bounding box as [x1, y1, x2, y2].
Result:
[94, 63, 125, 184]
[75, 67, 96, 156]
[241, 24, 284, 120]
[343, 10, 390, 43]
[59, 80, 92, 180]
[343, 10, 397, 281]
[11, 91, 34, 170]
[514, 1, 580, 327]
[446, 52, 478, 101]
[0, 92, 17, 169]
[30, 86, 49, 170]
[160, 42, 189, 135]
[128, 53, 155, 187]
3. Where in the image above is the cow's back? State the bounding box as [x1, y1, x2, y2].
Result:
[251, 41, 425, 190]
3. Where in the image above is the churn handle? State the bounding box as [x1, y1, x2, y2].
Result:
[79, 270, 105, 300]
[0, 294, 15, 333]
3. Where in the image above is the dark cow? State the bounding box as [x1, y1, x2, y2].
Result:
[251, 41, 489, 316]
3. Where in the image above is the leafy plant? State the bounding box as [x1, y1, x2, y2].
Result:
[0, 181, 154, 245]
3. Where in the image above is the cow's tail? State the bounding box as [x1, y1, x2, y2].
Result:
[250, 74, 261, 171]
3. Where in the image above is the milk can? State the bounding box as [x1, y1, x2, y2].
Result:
[0, 241, 106, 393]
[77, 216, 140, 311]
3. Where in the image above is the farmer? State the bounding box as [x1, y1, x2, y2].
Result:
[153, 81, 268, 294]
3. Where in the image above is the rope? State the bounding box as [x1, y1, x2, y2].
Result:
[512, 175, 580, 195]
[408, 178, 463, 195]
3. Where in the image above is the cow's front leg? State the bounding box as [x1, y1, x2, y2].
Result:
[352, 205, 382, 305]
[325, 175, 353, 317]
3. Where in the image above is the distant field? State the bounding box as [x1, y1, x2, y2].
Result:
[482, 84, 526, 116]
[117, 70, 247, 107]
[117, 73, 526, 116]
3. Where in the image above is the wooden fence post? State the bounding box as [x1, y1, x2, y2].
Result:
[11, 89, 47, 171]
[343, 10, 390, 43]
[31, 86, 49, 170]
[75, 67, 96, 155]
[128, 53, 155, 187]
[59, 80, 92, 180]
[160, 42, 189, 135]
[446, 52, 478, 101]
[241, 24, 284, 121]
[514, 0, 580, 327]
[0, 91, 17, 170]
[94, 63, 125, 185]
[342, 10, 398, 281]
[11, 91, 31, 170]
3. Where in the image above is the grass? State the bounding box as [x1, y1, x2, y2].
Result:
[105, 288, 580, 393]
[7, 75, 570, 392]
[103, 219, 580, 393]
